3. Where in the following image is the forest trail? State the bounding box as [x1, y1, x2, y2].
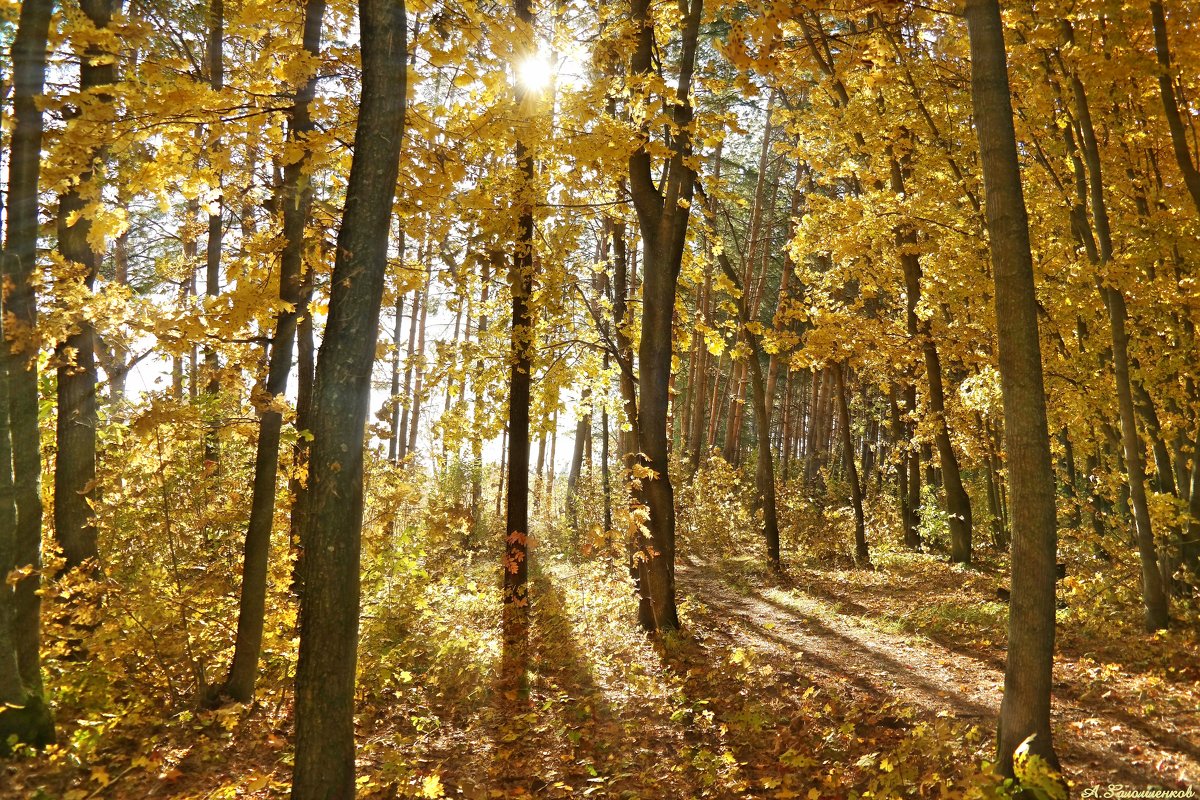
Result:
[676, 557, 1200, 791]
[5, 549, 1197, 799]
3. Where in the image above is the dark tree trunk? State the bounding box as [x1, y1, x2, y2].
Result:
[804, 370, 825, 486]
[220, 0, 326, 705]
[407, 262, 429, 459]
[502, 0, 537, 632]
[397, 271, 420, 461]
[287, 256, 316, 595]
[536, 430, 547, 499]
[601, 404, 613, 535]
[55, 0, 118, 572]
[626, 0, 703, 632]
[470, 254, 492, 530]
[290, 0, 406, 795]
[388, 288, 406, 464]
[1105, 290, 1170, 628]
[894, 189, 972, 562]
[835, 365, 869, 566]
[687, 269, 711, 472]
[905, 384, 922, 547]
[1150, 0, 1200, 214]
[609, 213, 652, 621]
[496, 427, 507, 519]
[203, 0, 224, 465]
[706, 351, 726, 457]
[566, 399, 590, 526]
[747, 350, 781, 567]
[965, 0, 1062, 780]
[889, 388, 920, 549]
[2, 0, 53, 706]
[982, 413, 1007, 547]
[1186, 431, 1200, 580]
[552, 410, 560, 510]
[764, 163, 804, 436]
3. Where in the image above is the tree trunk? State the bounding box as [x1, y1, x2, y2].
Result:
[889, 388, 920, 549]
[696, 182, 780, 566]
[55, 0, 118, 572]
[503, 0, 537, 628]
[601, 403, 613, 535]
[203, 0, 224, 465]
[550, 410, 560, 498]
[893, 164, 972, 561]
[287, 252, 317, 596]
[705, 350, 726, 458]
[290, 0, 406, 794]
[398, 268, 420, 460]
[470, 253, 492, 531]
[221, 0, 325, 705]
[1150, 0, 1200, 215]
[981, 413, 1007, 547]
[626, 0, 702, 632]
[1066, 52, 1170, 629]
[1106, 290, 1170, 627]
[904, 384, 922, 547]
[723, 361, 747, 464]
[836, 365, 869, 566]
[566, 396, 590, 526]
[687, 270, 711, 472]
[965, 0, 1062, 779]
[0, 3, 55, 750]
[609, 212, 652, 621]
[407, 262, 429, 460]
[2, 0, 53, 706]
[536, 430, 547, 500]
[496, 427, 507, 519]
[388, 287, 406, 463]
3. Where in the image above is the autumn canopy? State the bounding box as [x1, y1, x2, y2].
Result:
[0, 0, 1198, 796]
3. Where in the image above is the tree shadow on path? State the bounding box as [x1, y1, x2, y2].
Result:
[485, 565, 701, 798]
[677, 560, 1198, 788]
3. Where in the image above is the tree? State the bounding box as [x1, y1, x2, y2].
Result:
[219, 0, 327, 705]
[834, 363, 869, 567]
[695, 180, 781, 567]
[54, 0, 119, 572]
[963, 0, 1063, 781]
[0, 0, 56, 750]
[502, 0, 537, 636]
[625, 0, 703, 632]
[290, 0, 407, 795]
[1057, 32, 1170, 630]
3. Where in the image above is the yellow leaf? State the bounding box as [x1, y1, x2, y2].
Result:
[422, 773, 445, 799]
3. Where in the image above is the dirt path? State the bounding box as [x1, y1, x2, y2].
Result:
[677, 559, 1199, 790]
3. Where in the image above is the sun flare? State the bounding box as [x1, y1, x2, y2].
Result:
[517, 53, 553, 92]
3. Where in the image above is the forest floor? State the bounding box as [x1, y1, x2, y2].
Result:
[3, 537, 1199, 799]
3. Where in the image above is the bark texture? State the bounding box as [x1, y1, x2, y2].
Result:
[290, 0, 406, 795]
[965, 0, 1062, 780]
